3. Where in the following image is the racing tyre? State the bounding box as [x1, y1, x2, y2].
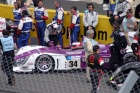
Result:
[35, 55, 55, 73]
[123, 53, 137, 64]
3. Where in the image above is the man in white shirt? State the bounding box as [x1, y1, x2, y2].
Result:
[0, 17, 6, 38]
[83, 3, 98, 39]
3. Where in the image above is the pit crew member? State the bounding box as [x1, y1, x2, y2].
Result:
[52, 0, 64, 46]
[83, 29, 98, 83]
[109, 22, 127, 71]
[87, 45, 105, 93]
[83, 3, 98, 39]
[17, 10, 33, 48]
[34, 0, 48, 46]
[0, 17, 6, 38]
[44, 21, 62, 46]
[68, 6, 80, 44]
[109, 0, 131, 26]
[0, 29, 17, 86]
[13, 2, 22, 44]
[13, 2, 22, 25]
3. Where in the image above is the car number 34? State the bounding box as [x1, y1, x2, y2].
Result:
[68, 60, 80, 69]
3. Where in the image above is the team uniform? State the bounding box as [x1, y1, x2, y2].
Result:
[0, 35, 15, 85]
[17, 16, 33, 48]
[69, 11, 80, 44]
[13, 8, 22, 25]
[109, 30, 127, 71]
[83, 10, 98, 38]
[44, 21, 62, 46]
[0, 17, 6, 37]
[87, 53, 105, 93]
[52, 6, 64, 46]
[34, 7, 48, 46]
[109, 0, 130, 25]
[13, 8, 22, 43]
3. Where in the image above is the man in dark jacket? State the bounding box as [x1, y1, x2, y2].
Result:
[135, 3, 140, 19]
[109, 22, 127, 71]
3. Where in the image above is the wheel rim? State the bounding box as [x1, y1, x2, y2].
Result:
[124, 55, 137, 63]
[37, 56, 53, 72]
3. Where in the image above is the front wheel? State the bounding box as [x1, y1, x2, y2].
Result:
[35, 55, 55, 73]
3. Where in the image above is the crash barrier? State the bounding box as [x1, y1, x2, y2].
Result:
[0, 55, 140, 93]
[0, 4, 113, 46]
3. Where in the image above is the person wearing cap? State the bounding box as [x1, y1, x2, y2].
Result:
[83, 3, 98, 39]
[68, 6, 80, 44]
[52, 0, 64, 46]
[44, 21, 62, 46]
[83, 29, 98, 83]
[17, 10, 33, 48]
[0, 17, 6, 38]
[122, 9, 137, 46]
[109, 0, 131, 26]
[34, 0, 49, 46]
[109, 22, 127, 71]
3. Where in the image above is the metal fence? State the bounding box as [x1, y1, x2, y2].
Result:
[0, 55, 140, 93]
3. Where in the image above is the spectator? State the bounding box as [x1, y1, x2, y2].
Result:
[34, 0, 49, 46]
[1, 29, 17, 86]
[109, 0, 131, 26]
[122, 9, 137, 46]
[83, 3, 98, 39]
[17, 10, 33, 48]
[126, 0, 135, 15]
[16, 0, 32, 17]
[83, 29, 98, 83]
[24, 0, 34, 8]
[33, 0, 38, 7]
[6, 0, 16, 5]
[52, 0, 64, 46]
[135, 3, 140, 19]
[68, 6, 80, 44]
[0, 17, 6, 38]
[108, 0, 117, 17]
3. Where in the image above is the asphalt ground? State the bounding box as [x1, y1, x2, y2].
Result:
[0, 67, 118, 93]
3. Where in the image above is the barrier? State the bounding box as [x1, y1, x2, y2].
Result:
[0, 4, 113, 46]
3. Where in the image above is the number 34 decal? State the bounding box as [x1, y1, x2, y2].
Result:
[68, 60, 80, 68]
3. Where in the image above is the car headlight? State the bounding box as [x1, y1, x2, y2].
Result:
[14, 56, 29, 67]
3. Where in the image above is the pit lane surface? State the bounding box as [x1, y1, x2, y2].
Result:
[0, 68, 118, 93]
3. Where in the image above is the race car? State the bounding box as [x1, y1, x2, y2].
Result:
[13, 40, 136, 73]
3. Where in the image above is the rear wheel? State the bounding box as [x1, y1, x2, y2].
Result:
[35, 55, 55, 73]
